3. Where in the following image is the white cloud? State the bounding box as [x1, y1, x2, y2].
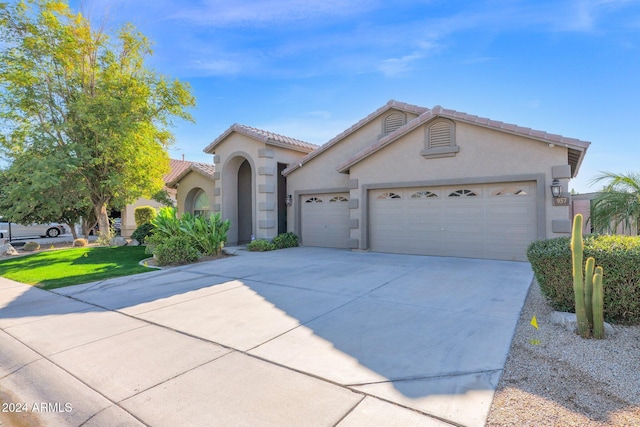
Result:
[169, 0, 380, 27]
[378, 53, 424, 77]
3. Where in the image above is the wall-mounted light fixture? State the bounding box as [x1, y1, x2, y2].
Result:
[285, 195, 293, 207]
[550, 179, 562, 198]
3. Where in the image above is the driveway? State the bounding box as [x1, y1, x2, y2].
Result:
[0, 247, 532, 426]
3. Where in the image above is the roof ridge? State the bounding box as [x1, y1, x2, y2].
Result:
[283, 100, 429, 175]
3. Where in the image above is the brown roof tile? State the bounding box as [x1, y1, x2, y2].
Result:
[337, 104, 591, 176]
[204, 123, 318, 154]
[283, 99, 429, 176]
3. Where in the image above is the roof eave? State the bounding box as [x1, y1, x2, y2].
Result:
[284, 100, 429, 176]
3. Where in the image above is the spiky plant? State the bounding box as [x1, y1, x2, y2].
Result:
[590, 171, 640, 235]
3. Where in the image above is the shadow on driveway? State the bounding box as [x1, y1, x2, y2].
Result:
[1, 247, 533, 426]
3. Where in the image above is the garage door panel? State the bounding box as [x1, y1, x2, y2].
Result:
[370, 182, 537, 261]
[301, 193, 350, 248]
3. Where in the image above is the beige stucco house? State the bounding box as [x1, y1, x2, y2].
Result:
[121, 159, 213, 237]
[170, 100, 590, 261]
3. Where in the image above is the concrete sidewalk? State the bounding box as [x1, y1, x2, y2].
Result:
[0, 247, 533, 426]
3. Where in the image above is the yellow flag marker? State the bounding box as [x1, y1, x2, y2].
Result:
[530, 315, 539, 330]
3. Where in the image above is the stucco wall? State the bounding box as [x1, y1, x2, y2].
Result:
[208, 133, 308, 243]
[346, 121, 571, 247]
[286, 109, 420, 233]
[175, 172, 215, 217]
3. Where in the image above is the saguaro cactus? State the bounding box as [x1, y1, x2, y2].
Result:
[570, 214, 606, 339]
[592, 267, 605, 339]
[571, 214, 589, 337]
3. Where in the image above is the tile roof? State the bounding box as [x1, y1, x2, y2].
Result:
[164, 159, 193, 184]
[282, 100, 428, 176]
[336, 105, 591, 177]
[204, 123, 318, 154]
[166, 159, 216, 188]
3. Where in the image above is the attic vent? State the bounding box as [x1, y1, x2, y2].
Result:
[384, 112, 406, 134]
[421, 119, 459, 159]
[429, 122, 451, 149]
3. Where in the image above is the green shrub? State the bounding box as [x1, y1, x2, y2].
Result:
[152, 207, 182, 238]
[180, 213, 230, 256]
[73, 238, 88, 247]
[527, 234, 640, 324]
[134, 206, 157, 227]
[153, 234, 200, 266]
[247, 239, 276, 252]
[23, 241, 40, 251]
[273, 232, 299, 249]
[131, 223, 155, 244]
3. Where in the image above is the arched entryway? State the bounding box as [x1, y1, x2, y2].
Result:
[237, 159, 252, 243]
[221, 154, 255, 245]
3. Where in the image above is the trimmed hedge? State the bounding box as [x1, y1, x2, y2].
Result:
[247, 239, 276, 252]
[134, 206, 156, 227]
[527, 235, 640, 324]
[273, 232, 299, 249]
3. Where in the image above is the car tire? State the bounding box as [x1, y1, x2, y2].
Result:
[46, 228, 60, 238]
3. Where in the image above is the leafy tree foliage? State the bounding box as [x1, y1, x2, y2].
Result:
[0, 0, 195, 238]
[590, 171, 640, 235]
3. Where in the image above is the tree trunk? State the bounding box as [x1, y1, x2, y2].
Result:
[67, 223, 78, 240]
[95, 203, 111, 241]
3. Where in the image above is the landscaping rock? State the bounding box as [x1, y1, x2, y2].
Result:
[0, 243, 18, 256]
[551, 311, 615, 336]
[110, 236, 128, 246]
[129, 239, 140, 246]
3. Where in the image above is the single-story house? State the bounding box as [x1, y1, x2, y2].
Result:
[170, 100, 591, 261]
[120, 159, 215, 237]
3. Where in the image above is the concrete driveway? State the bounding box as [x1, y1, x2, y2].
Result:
[0, 247, 532, 427]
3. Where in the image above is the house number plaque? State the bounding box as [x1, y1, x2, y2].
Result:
[552, 196, 570, 206]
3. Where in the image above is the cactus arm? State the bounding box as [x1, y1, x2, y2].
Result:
[585, 257, 595, 332]
[592, 267, 605, 339]
[571, 214, 589, 337]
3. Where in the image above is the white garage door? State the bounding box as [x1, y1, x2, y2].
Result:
[369, 182, 537, 261]
[301, 193, 350, 248]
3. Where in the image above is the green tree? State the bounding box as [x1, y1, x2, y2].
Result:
[0, 147, 94, 239]
[590, 171, 640, 235]
[0, 0, 195, 239]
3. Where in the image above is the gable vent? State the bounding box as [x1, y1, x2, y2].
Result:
[384, 112, 406, 134]
[429, 121, 452, 149]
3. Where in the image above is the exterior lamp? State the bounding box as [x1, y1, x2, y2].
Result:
[285, 195, 293, 207]
[550, 179, 562, 198]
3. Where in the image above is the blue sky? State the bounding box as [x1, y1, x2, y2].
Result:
[70, 0, 640, 193]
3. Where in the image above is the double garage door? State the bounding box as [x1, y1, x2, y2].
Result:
[370, 182, 537, 261]
[300, 182, 537, 261]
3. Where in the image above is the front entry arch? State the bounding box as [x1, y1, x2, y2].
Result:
[237, 159, 252, 244]
[221, 154, 255, 245]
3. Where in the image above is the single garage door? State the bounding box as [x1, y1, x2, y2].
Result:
[301, 193, 350, 248]
[369, 182, 537, 261]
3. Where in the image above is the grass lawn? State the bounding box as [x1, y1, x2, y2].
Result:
[0, 246, 155, 290]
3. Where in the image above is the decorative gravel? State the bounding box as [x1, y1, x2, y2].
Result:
[486, 280, 640, 426]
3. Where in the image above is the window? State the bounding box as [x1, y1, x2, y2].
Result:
[421, 119, 459, 158]
[384, 112, 406, 134]
[329, 196, 348, 202]
[410, 190, 438, 198]
[492, 187, 528, 196]
[305, 197, 323, 203]
[193, 190, 210, 217]
[377, 192, 401, 200]
[448, 189, 477, 197]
